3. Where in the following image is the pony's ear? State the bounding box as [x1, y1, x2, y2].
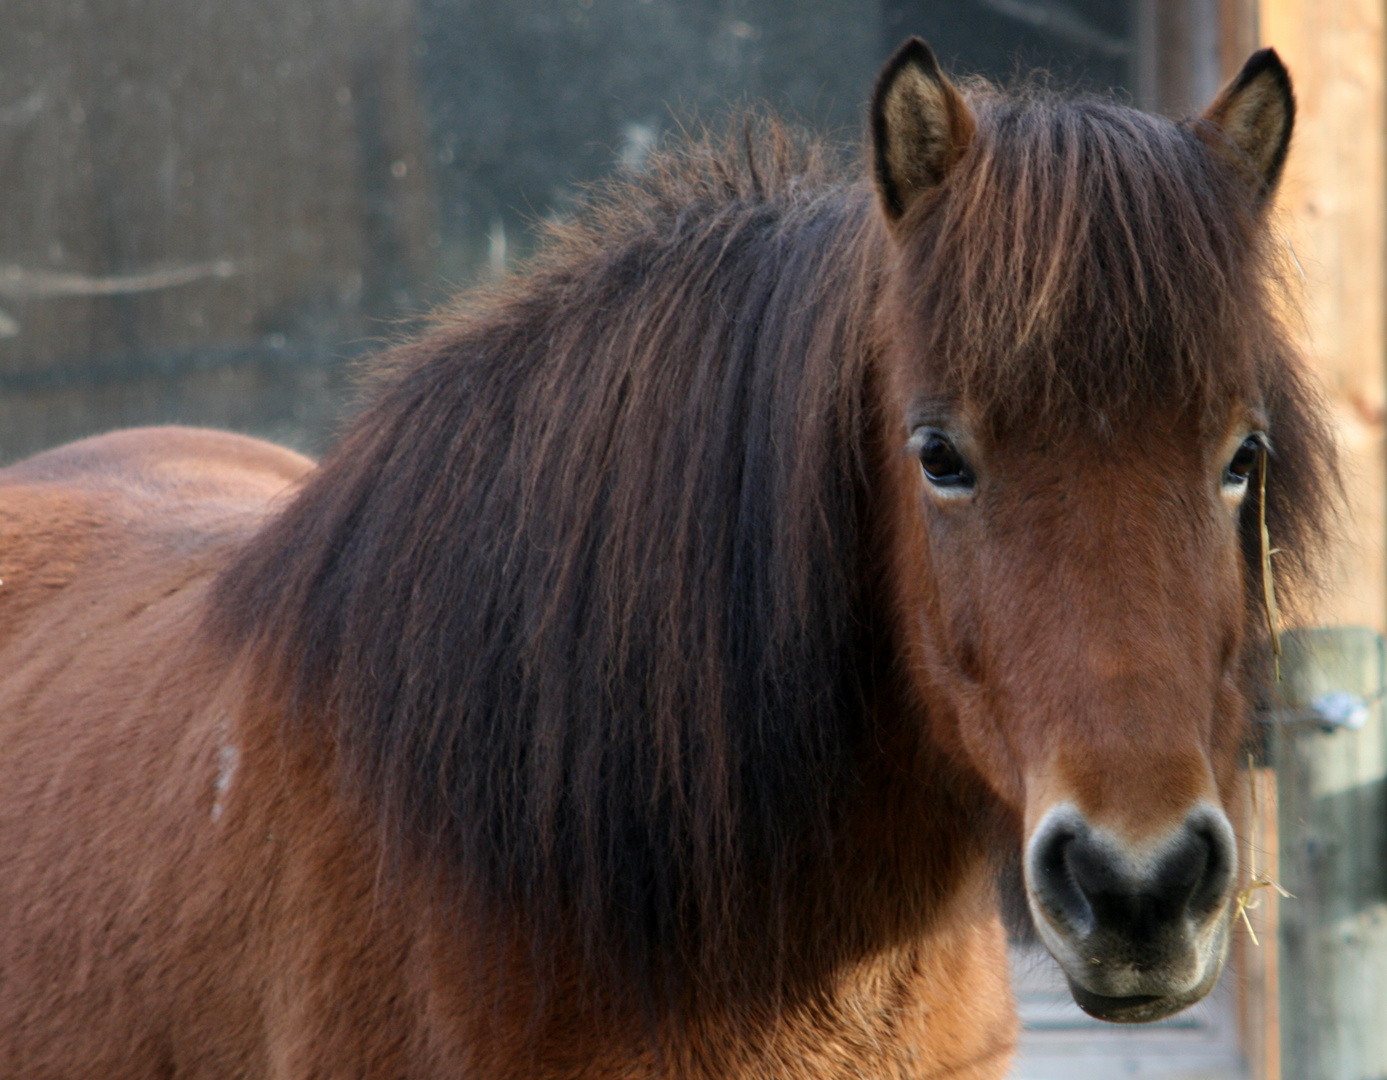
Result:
[1199, 48, 1295, 204]
[871, 38, 974, 228]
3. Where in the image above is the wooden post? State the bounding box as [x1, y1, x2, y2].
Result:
[1253, 3, 1386, 1078]
[1273, 631, 1387, 1080]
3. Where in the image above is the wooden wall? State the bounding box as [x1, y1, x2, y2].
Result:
[1254, 2, 1386, 1078]
[1262, 0, 1385, 633]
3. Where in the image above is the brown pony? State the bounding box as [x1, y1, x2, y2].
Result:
[0, 40, 1335, 1079]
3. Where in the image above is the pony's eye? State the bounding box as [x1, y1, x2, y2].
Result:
[1224, 435, 1263, 486]
[919, 432, 974, 490]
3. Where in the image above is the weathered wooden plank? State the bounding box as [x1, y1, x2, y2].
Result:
[1250, 4, 1385, 1077]
[1261, 0, 1386, 631]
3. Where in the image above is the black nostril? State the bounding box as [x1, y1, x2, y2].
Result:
[1151, 829, 1211, 910]
[1135, 816, 1236, 927]
[1172, 819, 1235, 920]
[1030, 825, 1095, 936]
[1029, 808, 1237, 942]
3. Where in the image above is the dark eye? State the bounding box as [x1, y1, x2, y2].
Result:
[1224, 435, 1263, 486]
[918, 431, 974, 490]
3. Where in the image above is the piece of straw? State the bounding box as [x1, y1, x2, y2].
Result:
[1235, 460, 1293, 946]
[1234, 754, 1292, 946]
[1259, 450, 1282, 682]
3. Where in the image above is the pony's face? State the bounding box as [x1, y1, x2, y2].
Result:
[897, 409, 1257, 1021]
[870, 40, 1296, 1023]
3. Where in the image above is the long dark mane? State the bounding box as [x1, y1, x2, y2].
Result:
[212, 92, 1335, 1008]
[216, 122, 905, 1006]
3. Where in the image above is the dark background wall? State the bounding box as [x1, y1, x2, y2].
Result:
[1, 0, 1188, 464]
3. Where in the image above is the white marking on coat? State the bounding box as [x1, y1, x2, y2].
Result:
[211, 743, 240, 822]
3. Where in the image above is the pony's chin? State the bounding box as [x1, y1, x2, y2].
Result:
[1063, 943, 1226, 1024]
[1065, 983, 1203, 1024]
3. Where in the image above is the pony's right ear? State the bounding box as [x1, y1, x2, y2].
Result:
[1199, 48, 1295, 205]
[871, 38, 974, 229]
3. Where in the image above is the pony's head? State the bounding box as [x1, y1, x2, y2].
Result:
[213, 39, 1337, 1033]
[870, 40, 1333, 1022]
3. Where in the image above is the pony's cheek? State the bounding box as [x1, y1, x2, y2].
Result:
[906, 542, 1031, 799]
[916, 519, 988, 678]
[935, 598, 986, 685]
[927, 597, 1036, 808]
[945, 685, 1028, 810]
[892, 563, 1020, 802]
[916, 595, 986, 690]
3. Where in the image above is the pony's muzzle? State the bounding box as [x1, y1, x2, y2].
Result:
[1024, 802, 1236, 1023]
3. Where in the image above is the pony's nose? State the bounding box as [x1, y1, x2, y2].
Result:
[1028, 805, 1236, 942]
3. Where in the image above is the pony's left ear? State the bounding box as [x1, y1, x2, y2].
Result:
[1199, 48, 1295, 205]
[871, 38, 974, 229]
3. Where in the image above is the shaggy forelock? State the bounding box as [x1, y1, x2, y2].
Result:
[893, 91, 1281, 431]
